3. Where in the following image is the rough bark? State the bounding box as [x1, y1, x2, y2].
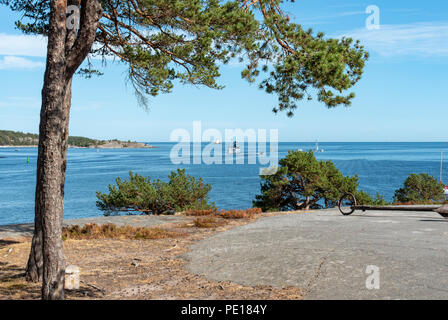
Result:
[38, 0, 69, 300]
[25, 205, 43, 282]
[304, 196, 310, 210]
[25, 0, 102, 300]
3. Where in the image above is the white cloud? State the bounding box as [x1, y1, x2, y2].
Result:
[0, 33, 47, 57]
[0, 34, 46, 70]
[0, 56, 44, 70]
[341, 22, 448, 57]
[0, 33, 120, 64]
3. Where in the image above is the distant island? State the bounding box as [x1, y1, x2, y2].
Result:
[0, 130, 154, 149]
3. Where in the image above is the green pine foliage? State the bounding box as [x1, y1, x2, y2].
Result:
[2, 0, 369, 115]
[354, 190, 388, 206]
[253, 150, 387, 211]
[393, 173, 445, 204]
[96, 169, 215, 215]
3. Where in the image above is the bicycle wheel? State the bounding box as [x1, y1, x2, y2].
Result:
[338, 193, 356, 215]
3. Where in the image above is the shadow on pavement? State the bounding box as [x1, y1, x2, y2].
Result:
[349, 214, 443, 220]
[0, 224, 33, 236]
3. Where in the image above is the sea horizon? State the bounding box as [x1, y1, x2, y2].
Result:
[1, 141, 448, 225]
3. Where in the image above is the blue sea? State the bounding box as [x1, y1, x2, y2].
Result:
[0, 142, 447, 225]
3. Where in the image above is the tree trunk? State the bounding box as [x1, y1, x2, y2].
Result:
[26, 82, 72, 284]
[23, 0, 67, 298]
[25, 197, 43, 282]
[40, 79, 72, 300]
[304, 196, 310, 210]
[24, 0, 102, 299]
[37, 1, 70, 299]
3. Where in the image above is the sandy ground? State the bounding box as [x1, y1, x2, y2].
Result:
[0, 212, 303, 300]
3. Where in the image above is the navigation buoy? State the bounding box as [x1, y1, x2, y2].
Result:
[26, 157, 30, 164]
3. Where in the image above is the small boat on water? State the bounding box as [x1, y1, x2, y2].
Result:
[228, 141, 240, 154]
[214, 139, 222, 144]
[228, 146, 240, 154]
[315, 140, 324, 153]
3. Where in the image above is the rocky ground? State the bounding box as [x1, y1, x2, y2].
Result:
[0, 212, 303, 300]
[185, 208, 448, 299]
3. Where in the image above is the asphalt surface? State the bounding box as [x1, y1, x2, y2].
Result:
[184, 208, 448, 299]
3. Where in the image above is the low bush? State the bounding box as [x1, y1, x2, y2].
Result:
[355, 190, 389, 206]
[394, 173, 445, 204]
[62, 223, 184, 240]
[253, 150, 388, 211]
[96, 169, 215, 215]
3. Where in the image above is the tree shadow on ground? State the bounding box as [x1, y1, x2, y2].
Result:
[0, 224, 34, 237]
[351, 214, 444, 220]
[0, 262, 101, 299]
[0, 263, 40, 299]
[0, 239, 20, 249]
[65, 286, 104, 299]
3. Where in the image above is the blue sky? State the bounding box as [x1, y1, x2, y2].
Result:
[0, 0, 447, 142]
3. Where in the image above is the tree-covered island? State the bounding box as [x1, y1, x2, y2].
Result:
[0, 130, 154, 148]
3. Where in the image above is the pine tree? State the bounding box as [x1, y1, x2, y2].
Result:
[1, 0, 368, 299]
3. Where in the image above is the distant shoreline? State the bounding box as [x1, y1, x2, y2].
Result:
[0, 129, 156, 149]
[0, 142, 156, 149]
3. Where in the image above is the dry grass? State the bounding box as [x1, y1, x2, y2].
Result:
[193, 217, 228, 228]
[62, 223, 185, 240]
[0, 210, 304, 300]
[246, 208, 263, 215]
[218, 208, 263, 219]
[184, 209, 217, 216]
[393, 201, 448, 205]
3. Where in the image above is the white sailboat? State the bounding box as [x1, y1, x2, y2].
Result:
[228, 146, 241, 154]
[228, 141, 240, 154]
[315, 140, 324, 153]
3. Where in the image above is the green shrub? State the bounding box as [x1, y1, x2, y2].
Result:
[253, 150, 387, 211]
[393, 173, 445, 204]
[355, 190, 389, 206]
[96, 169, 215, 215]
